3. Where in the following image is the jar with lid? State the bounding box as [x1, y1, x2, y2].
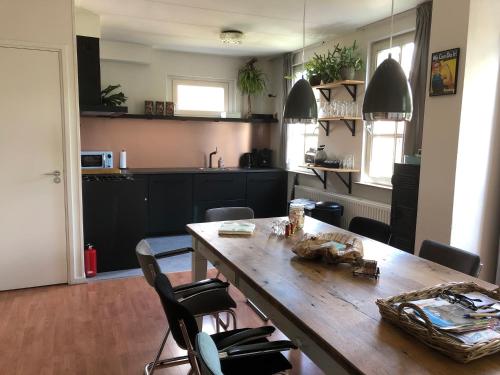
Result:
[289, 203, 305, 230]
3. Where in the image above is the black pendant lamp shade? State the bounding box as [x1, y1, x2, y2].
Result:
[283, 78, 318, 123]
[362, 57, 413, 121]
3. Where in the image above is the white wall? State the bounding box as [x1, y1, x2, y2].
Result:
[416, 0, 500, 282]
[450, 0, 500, 282]
[99, 43, 276, 116]
[0, 0, 84, 283]
[271, 9, 416, 204]
[75, 7, 100, 38]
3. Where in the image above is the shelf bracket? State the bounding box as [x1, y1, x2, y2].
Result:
[318, 120, 330, 136]
[341, 119, 356, 136]
[318, 88, 331, 102]
[342, 84, 357, 101]
[334, 172, 353, 194]
[310, 168, 327, 190]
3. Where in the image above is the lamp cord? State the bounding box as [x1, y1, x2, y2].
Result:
[301, 0, 306, 77]
[389, 0, 395, 49]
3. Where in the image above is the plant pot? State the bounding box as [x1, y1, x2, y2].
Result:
[309, 75, 321, 86]
[340, 66, 355, 80]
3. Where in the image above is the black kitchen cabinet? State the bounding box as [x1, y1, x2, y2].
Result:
[82, 175, 148, 272]
[193, 173, 246, 222]
[148, 174, 193, 235]
[246, 172, 287, 218]
[390, 164, 420, 254]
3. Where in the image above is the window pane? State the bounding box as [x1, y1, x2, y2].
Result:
[395, 137, 403, 163]
[376, 46, 401, 68]
[286, 122, 318, 170]
[401, 42, 415, 78]
[369, 136, 395, 178]
[176, 85, 225, 112]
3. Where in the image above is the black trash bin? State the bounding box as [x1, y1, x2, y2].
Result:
[311, 201, 344, 227]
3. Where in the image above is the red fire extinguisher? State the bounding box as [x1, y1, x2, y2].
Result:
[84, 244, 97, 278]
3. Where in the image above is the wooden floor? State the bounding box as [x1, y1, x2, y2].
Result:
[0, 271, 323, 375]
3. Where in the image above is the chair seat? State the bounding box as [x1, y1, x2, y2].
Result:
[211, 329, 292, 375]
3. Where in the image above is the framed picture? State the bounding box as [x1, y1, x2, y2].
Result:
[165, 101, 175, 116]
[429, 48, 459, 96]
[144, 100, 154, 115]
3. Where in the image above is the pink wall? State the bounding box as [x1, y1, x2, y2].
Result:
[80, 117, 272, 168]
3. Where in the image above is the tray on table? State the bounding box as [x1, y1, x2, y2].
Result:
[376, 282, 500, 363]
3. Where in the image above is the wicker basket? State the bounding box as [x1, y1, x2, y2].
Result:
[376, 282, 500, 363]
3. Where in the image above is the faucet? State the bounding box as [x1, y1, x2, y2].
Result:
[209, 147, 218, 168]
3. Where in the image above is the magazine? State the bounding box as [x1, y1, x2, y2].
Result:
[218, 221, 256, 236]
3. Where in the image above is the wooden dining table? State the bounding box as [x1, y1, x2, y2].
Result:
[186, 216, 500, 375]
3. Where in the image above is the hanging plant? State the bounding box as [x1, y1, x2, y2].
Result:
[101, 84, 127, 107]
[237, 58, 266, 118]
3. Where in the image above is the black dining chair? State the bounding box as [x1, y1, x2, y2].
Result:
[154, 273, 297, 375]
[204, 207, 268, 322]
[419, 239, 482, 277]
[136, 240, 237, 375]
[348, 216, 391, 244]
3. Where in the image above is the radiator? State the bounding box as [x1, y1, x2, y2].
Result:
[294, 185, 391, 229]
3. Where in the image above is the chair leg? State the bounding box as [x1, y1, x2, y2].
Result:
[144, 327, 190, 375]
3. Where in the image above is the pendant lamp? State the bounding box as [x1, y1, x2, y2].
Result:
[362, 0, 413, 122]
[283, 0, 317, 124]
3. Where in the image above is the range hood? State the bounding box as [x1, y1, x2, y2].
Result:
[77, 36, 127, 117]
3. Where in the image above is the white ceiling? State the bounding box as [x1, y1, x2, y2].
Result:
[75, 0, 422, 57]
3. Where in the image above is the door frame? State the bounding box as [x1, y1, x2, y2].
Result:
[0, 39, 85, 285]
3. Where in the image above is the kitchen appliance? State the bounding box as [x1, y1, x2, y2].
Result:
[256, 148, 272, 167]
[239, 152, 254, 168]
[81, 151, 113, 169]
[314, 145, 327, 164]
[305, 148, 316, 164]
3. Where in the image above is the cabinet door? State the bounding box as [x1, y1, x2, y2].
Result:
[148, 174, 193, 235]
[246, 172, 287, 218]
[83, 177, 148, 272]
[194, 173, 246, 202]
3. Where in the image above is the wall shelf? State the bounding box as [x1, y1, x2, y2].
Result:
[81, 113, 278, 124]
[301, 164, 360, 194]
[313, 80, 364, 136]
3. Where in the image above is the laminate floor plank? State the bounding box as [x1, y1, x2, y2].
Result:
[0, 271, 323, 375]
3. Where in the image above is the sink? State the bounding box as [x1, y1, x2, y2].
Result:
[198, 167, 230, 171]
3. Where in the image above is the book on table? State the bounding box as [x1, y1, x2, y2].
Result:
[218, 221, 256, 236]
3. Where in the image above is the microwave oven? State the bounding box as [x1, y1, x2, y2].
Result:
[81, 151, 113, 169]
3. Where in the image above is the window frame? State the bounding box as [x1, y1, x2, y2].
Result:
[362, 31, 415, 186]
[285, 63, 320, 174]
[172, 78, 230, 117]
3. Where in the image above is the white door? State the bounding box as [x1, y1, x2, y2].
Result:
[0, 46, 68, 290]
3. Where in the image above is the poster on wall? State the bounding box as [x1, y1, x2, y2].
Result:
[429, 48, 460, 96]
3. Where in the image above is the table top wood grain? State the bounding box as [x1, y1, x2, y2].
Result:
[187, 216, 500, 375]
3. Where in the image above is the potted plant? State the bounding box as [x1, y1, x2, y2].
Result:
[237, 58, 266, 118]
[101, 84, 127, 106]
[338, 40, 363, 80]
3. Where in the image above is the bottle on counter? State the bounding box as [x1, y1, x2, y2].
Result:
[218, 157, 224, 168]
[119, 149, 127, 169]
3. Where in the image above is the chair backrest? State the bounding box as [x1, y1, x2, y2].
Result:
[205, 207, 254, 222]
[419, 240, 481, 277]
[348, 216, 391, 244]
[196, 332, 224, 375]
[154, 273, 200, 349]
[136, 239, 161, 287]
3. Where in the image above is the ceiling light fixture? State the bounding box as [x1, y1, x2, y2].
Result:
[283, 0, 318, 124]
[362, 0, 413, 122]
[220, 30, 244, 45]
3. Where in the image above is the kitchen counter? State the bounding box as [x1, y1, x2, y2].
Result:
[125, 167, 284, 174]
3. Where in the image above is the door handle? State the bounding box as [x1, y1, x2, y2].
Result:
[44, 170, 61, 177]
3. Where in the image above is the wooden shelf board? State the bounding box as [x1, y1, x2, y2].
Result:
[318, 116, 362, 121]
[119, 114, 278, 123]
[301, 165, 360, 173]
[313, 80, 365, 90]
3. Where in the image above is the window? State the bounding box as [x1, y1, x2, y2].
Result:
[363, 32, 414, 185]
[173, 79, 229, 116]
[285, 65, 320, 172]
